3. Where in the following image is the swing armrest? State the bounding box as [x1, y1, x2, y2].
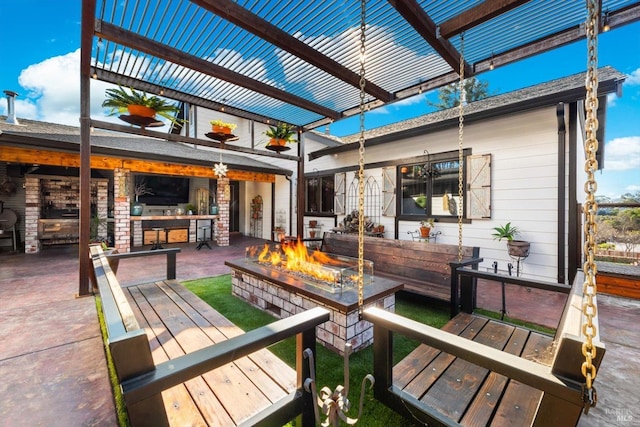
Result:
[450, 257, 483, 269]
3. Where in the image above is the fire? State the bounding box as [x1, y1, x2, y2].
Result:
[257, 240, 342, 284]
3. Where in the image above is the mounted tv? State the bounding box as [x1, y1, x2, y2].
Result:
[135, 175, 190, 205]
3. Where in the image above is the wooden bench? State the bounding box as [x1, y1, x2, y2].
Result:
[90, 245, 329, 426]
[321, 232, 482, 314]
[364, 269, 605, 427]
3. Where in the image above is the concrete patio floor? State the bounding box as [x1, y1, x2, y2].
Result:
[0, 236, 638, 426]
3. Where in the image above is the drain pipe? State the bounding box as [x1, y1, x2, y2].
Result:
[3, 90, 19, 125]
[285, 175, 293, 236]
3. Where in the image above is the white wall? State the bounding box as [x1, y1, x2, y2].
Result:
[306, 106, 566, 282]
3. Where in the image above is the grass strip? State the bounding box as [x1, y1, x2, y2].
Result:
[94, 296, 130, 427]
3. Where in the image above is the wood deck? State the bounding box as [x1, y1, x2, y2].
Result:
[124, 279, 296, 426]
[393, 313, 554, 426]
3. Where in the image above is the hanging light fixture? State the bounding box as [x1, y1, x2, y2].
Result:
[213, 142, 228, 177]
[417, 150, 440, 178]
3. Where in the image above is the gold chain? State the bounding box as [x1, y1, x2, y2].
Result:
[357, 0, 367, 315]
[582, 0, 599, 395]
[457, 34, 465, 262]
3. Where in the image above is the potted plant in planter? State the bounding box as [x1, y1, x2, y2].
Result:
[210, 119, 237, 135]
[491, 222, 531, 258]
[420, 218, 434, 237]
[265, 122, 296, 151]
[102, 86, 182, 125]
[131, 179, 153, 216]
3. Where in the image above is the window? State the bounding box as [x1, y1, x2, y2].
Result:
[305, 175, 334, 213]
[399, 155, 465, 219]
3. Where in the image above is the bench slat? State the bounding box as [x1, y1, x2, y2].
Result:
[127, 285, 222, 426]
[133, 281, 284, 425]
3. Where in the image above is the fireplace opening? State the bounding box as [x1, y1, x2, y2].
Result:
[245, 240, 374, 293]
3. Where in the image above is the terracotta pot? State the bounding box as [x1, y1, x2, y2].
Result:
[267, 138, 286, 147]
[420, 226, 430, 237]
[309, 220, 317, 228]
[213, 125, 232, 134]
[127, 104, 156, 118]
[309, 230, 316, 238]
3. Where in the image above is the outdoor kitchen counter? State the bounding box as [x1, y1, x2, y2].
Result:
[130, 215, 219, 247]
[130, 214, 219, 221]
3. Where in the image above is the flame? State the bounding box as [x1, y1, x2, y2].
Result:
[257, 240, 341, 284]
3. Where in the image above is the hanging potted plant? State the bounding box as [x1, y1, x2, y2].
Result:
[420, 218, 434, 237]
[491, 222, 531, 258]
[265, 122, 296, 151]
[210, 119, 237, 135]
[102, 86, 183, 125]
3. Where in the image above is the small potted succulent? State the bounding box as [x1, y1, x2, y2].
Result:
[102, 86, 182, 125]
[491, 222, 531, 258]
[420, 218, 434, 237]
[210, 119, 237, 134]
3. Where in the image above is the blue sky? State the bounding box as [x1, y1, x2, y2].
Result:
[0, 2, 638, 199]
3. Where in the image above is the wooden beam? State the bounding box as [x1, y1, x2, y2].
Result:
[95, 20, 341, 121]
[0, 146, 275, 183]
[387, 0, 473, 77]
[190, 0, 393, 103]
[438, 0, 531, 39]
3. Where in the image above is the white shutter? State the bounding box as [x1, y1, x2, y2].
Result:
[334, 172, 345, 215]
[382, 166, 396, 217]
[467, 154, 491, 219]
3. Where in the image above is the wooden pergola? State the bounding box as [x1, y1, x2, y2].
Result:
[77, 0, 640, 295]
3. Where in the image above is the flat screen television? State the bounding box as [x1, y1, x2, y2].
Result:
[135, 175, 190, 205]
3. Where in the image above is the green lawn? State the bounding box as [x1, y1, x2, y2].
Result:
[183, 275, 450, 427]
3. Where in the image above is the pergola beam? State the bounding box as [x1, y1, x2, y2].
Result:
[438, 0, 531, 38]
[95, 20, 341, 121]
[190, 0, 394, 103]
[387, 0, 473, 77]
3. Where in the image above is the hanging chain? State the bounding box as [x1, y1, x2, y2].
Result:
[357, 0, 367, 315]
[581, 0, 599, 406]
[457, 34, 465, 262]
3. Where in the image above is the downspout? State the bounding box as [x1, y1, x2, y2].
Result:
[567, 102, 579, 284]
[285, 175, 293, 236]
[296, 128, 305, 238]
[556, 103, 566, 284]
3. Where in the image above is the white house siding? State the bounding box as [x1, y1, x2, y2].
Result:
[307, 106, 568, 283]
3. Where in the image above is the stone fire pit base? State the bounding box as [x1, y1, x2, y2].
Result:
[226, 259, 402, 355]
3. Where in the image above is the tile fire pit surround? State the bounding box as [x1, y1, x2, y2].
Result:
[225, 259, 403, 354]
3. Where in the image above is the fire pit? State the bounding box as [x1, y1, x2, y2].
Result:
[225, 241, 403, 354]
[246, 242, 374, 293]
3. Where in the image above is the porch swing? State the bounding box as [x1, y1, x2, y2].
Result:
[354, 1, 606, 426]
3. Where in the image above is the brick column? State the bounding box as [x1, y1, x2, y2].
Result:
[216, 177, 230, 246]
[113, 168, 131, 252]
[24, 176, 41, 253]
[96, 180, 109, 239]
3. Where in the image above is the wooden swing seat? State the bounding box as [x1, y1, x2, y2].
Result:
[364, 270, 605, 427]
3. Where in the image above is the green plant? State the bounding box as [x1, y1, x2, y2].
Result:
[102, 86, 182, 125]
[421, 218, 435, 228]
[264, 122, 296, 143]
[185, 203, 196, 213]
[491, 222, 520, 241]
[210, 119, 237, 130]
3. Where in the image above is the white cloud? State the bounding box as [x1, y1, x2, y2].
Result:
[16, 49, 116, 126]
[606, 92, 617, 107]
[626, 67, 640, 85]
[604, 136, 640, 171]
